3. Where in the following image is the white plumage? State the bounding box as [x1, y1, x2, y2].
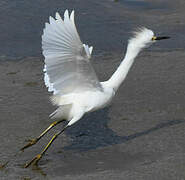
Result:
[42, 10, 106, 125]
[21, 9, 169, 168]
[42, 10, 100, 97]
[42, 10, 160, 126]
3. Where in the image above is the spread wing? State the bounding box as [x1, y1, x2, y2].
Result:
[42, 10, 102, 95]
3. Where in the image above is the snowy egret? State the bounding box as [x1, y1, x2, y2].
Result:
[21, 10, 169, 167]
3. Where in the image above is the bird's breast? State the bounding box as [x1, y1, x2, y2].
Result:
[79, 88, 115, 113]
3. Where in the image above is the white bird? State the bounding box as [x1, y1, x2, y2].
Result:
[21, 10, 169, 167]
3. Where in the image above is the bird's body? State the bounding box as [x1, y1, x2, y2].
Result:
[42, 10, 156, 126]
[42, 10, 121, 126]
[49, 82, 115, 125]
[20, 9, 169, 167]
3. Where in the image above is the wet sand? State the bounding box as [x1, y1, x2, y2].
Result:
[0, 0, 185, 179]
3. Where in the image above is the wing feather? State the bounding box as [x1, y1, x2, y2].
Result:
[42, 10, 101, 95]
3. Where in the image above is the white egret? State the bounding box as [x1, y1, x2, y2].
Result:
[21, 10, 169, 167]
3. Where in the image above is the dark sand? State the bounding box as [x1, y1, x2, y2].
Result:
[0, 0, 185, 179]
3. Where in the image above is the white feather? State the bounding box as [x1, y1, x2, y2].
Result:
[89, 46, 93, 55]
[43, 65, 55, 93]
[128, 27, 154, 49]
[108, 27, 155, 91]
[21, 10, 166, 165]
[42, 10, 159, 127]
[42, 10, 101, 97]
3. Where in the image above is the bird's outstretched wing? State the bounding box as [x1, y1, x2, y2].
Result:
[42, 10, 102, 95]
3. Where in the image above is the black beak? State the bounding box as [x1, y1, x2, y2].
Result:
[152, 36, 170, 41]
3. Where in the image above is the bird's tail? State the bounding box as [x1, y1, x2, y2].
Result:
[49, 104, 72, 120]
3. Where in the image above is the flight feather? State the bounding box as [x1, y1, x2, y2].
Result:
[42, 10, 102, 95]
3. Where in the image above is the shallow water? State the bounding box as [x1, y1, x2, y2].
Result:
[0, 0, 185, 179]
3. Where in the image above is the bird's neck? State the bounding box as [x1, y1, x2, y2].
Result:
[107, 44, 141, 91]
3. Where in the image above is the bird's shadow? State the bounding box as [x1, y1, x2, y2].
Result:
[64, 107, 185, 152]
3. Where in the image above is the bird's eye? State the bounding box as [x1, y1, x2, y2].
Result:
[152, 36, 157, 41]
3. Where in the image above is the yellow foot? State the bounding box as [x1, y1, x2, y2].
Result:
[21, 138, 38, 151]
[24, 154, 42, 168]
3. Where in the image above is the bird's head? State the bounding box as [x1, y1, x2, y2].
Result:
[128, 27, 170, 51]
